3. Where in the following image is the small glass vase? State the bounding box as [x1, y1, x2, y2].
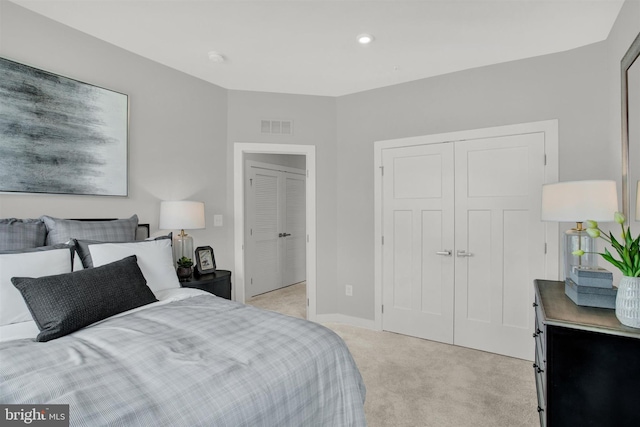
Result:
[616, 276, 640, 328]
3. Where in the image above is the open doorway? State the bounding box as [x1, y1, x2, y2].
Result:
[244, 157, 306, 318]
[233, 143, 317, 321]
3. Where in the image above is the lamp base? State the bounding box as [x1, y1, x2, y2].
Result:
[174, 232, 194, 264]
[563, 228, 598, 280]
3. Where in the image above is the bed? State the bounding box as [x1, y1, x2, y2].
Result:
[0, 216, 366, 426]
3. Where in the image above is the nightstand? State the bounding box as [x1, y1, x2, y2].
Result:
[181, 270, 232, 300]
[533, 280, 640, 426]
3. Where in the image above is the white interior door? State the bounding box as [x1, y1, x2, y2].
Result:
[379, 127, 549, 360]
[453, 133, 545, 360]
[247, 167, 282, 297]
[381, 143, 455, 343]
[246, 162, 306, 297]
[283, 174, 306, 286]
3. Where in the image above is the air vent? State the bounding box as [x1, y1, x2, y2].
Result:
[260, 119, 293, 135]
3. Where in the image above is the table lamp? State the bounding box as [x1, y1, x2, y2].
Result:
[159, 200, 206, 263]
[541, 180, 618, 280]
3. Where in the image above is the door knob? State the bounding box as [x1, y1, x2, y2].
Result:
[278, 233, 284, 238]
[436, 250, 452, 256]
[456, 250, 473, 257]
[282, 233, 291, 237]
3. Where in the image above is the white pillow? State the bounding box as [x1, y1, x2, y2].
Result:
[0, 248, 74, 326]
[89, 239, 180, 295]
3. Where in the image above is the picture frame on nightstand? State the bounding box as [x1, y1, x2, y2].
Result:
[195, 246, 216, 276]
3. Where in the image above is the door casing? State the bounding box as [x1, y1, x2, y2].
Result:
[234, 143, 316, 321]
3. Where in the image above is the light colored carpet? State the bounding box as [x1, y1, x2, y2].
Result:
[247, 283, 538, 427]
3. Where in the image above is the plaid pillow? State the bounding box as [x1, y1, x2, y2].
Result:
[0, 218, 47, 250]
[41, 215, 138, 245]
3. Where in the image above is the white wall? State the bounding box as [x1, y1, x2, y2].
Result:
[0, 2, 231, 268]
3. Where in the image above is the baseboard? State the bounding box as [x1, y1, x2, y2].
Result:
[315, 313, 377, 330]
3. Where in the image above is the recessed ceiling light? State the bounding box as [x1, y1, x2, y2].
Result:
[208, 51, 225, 63]
[357, 34, 374, 45]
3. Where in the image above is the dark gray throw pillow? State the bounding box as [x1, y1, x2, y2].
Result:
[11, 255, 158, 342]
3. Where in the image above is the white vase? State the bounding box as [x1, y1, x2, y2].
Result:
[615, 276, 640, 328]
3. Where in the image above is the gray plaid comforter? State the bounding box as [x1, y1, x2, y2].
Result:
[0, 295, 367, 426]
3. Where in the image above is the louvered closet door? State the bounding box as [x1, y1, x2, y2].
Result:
[381, 143, 455, 343]
[453, 133, 545, 360]
[248, 168, 283, 297]
[283, 174, 306, 286]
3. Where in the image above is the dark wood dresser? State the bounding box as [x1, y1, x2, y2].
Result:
[533, 280, 640, 427]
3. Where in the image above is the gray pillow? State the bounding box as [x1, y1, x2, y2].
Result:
[0, 218, 47, 250]
[12, 255, 157, 342]
[0, 243, 75, 256]
[74, 234, 172, 269]
[41, 215, 139, 245]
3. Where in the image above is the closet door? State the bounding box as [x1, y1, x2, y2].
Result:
[246, 163, 307, 298]
[453, 133, 545, 360]
[247, 167, 283, 297]
[381, 143, 455, 343]
[283, 174, 306, 286]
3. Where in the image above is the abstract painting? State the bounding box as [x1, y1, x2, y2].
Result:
[0, 57, 128, 196]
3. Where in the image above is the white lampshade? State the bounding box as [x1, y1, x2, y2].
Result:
[159, 201, 206, 230]
[541, 180, 619, 223]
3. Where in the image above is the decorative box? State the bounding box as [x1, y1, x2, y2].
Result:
[568, 266, 613, 289]
[565, 278, 617, 309]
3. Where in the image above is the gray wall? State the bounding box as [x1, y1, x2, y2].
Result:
[603, 0, 640, 286]
[226, 90, 338, 314]
[2, 0, 638, 322]
[330, 0, 639, 320]
[0, 2, 231, 267]
[335, 43, 611, 320]
[606, 0, 640, 220]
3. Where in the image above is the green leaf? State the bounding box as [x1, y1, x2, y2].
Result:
[602, 248, 624, 271]
[609, 232, 625, 257]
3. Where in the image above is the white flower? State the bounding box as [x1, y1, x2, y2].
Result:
[587, 228, 600, 238]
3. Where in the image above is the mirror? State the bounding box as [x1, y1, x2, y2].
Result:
[621, 32, 640, 221]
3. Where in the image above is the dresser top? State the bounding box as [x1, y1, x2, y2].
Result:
[535, 279, 640, 339]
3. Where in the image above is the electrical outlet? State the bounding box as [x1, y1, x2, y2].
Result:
[213, 215, 223, 227]
[345, 285, 353, 296]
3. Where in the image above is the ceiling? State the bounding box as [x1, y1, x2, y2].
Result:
[10, 0, 625, 97]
